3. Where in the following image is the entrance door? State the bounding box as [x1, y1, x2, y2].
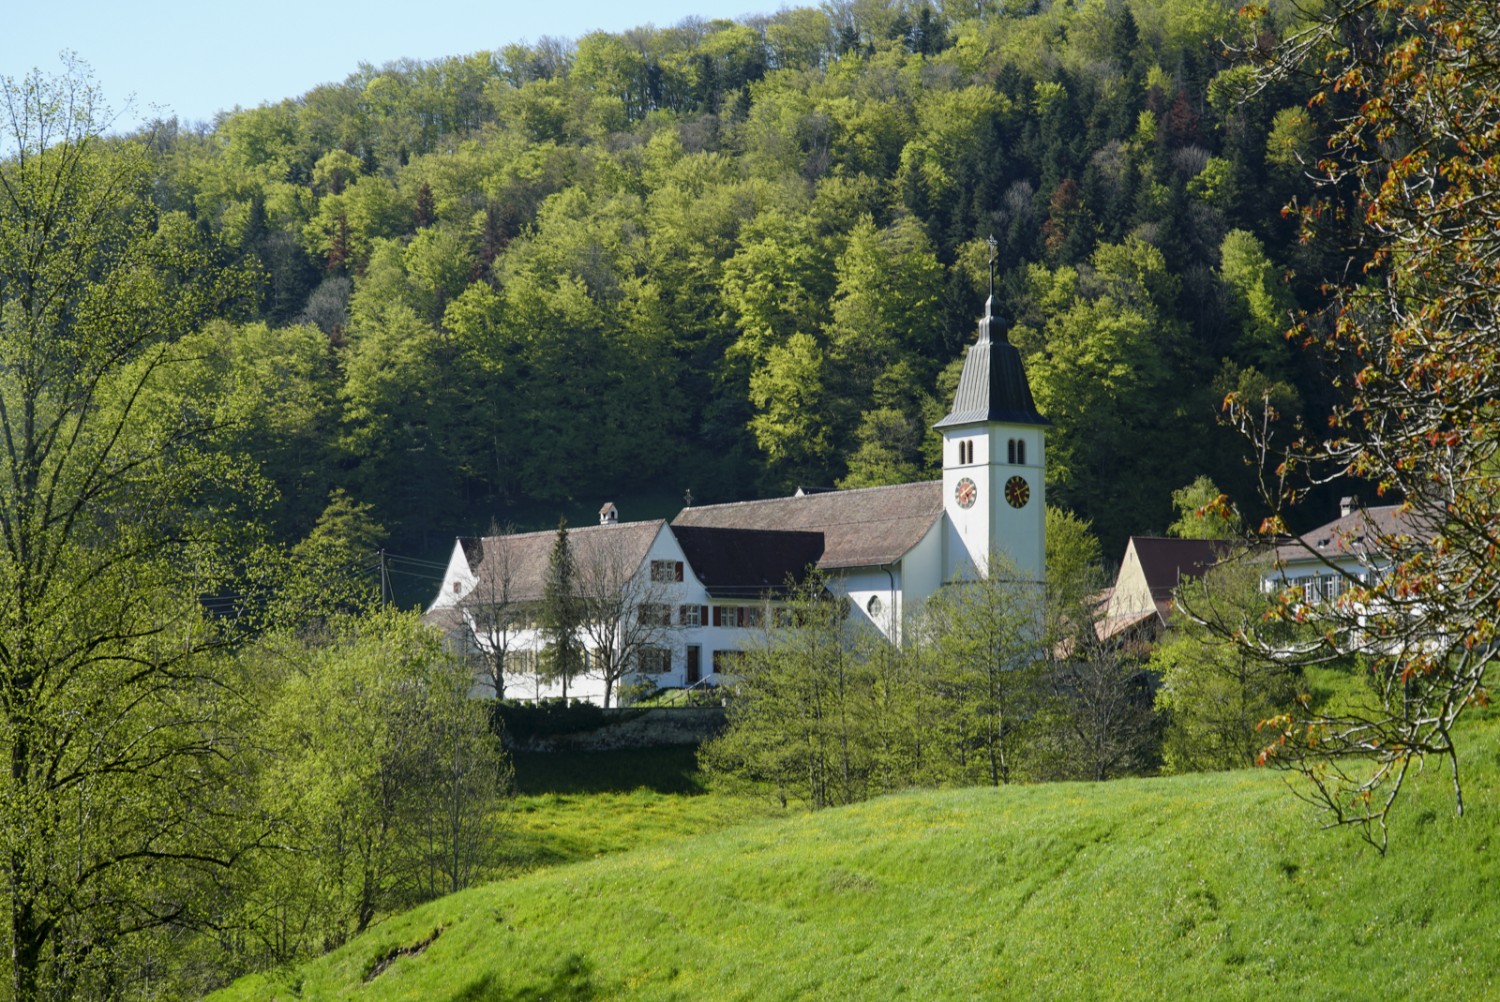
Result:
[685, 645, 701, 685]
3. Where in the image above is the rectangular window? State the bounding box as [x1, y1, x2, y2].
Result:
[679, 604, 703, 626]
[651, 560, 684, 583]
[638, 647, 672, 674]
[713, 606, 725, 627]
[638, 603, 672, 627]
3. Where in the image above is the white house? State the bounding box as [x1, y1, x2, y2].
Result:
[425, 293, 1050, 703]
[1267, 498, 1419, 602]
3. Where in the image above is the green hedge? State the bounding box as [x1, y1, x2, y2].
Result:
[488, 698, 610, 740]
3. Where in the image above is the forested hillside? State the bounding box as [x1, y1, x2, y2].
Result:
[134, 0, 1338, 573]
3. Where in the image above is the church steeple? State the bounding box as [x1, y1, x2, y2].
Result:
[934, 240, 1048, 430]
[936, 237, 1047, 585]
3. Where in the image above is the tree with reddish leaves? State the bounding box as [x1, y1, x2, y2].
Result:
[1042, 178, 1091, 262]
[1218, 0, 1500, 849]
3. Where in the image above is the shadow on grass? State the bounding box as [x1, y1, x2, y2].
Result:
[511, 746, 706, 796]
[448, 954, 598, 1002]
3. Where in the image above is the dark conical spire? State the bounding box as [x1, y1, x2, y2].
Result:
[934, 244, 1047, 430]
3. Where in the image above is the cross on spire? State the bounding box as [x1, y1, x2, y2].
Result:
[986, 233, 998, 300]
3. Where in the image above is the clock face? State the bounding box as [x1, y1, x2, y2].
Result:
[1004, 475, 1030, 509]
[955, 477, 978, 510]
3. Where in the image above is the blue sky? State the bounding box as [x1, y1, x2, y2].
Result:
[3, 0, 770, 127]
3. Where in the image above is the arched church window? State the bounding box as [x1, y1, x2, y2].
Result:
[1016, 439, 1026, 465]
[1007, 439, 1016, 464]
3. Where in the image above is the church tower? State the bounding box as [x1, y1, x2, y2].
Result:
[934, 248, 1048, 584]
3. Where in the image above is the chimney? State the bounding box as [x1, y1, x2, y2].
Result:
[1339, 496, 1356, 518]
[599, 502, 618, 526]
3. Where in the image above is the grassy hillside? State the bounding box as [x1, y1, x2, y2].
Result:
[214, 715, 1500, 1001]
[504, 748, 791, 874]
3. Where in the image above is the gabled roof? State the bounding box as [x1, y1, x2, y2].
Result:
[460, 519, 665, 604]
[672, 481, 944, 570]
[934, 297, 1048, 429]
[671, 526, 826, 598]
[1126, 536, 1230, 603]
[1094, 609, 1162, 643]
[1274, 504, 1416, 565]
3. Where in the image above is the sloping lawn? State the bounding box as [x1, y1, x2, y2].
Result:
[213, 710, 1500, 1002]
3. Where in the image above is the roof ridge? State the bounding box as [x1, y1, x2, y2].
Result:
[477, 518, 666, 544]
[676, 480, 941, 514]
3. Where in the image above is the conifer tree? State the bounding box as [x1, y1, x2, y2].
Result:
[539, 517, 583, 699]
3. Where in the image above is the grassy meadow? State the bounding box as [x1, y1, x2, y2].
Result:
[503, 747, 791, 874]
[212, 712, 1500, 1001]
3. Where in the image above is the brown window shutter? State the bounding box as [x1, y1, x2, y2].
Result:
[701, 605, 709, 625]
[675, 562, 684, 582]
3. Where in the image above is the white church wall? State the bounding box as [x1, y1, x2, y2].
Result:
[830, 567, 903, 641]
[902, 520, 946, 626]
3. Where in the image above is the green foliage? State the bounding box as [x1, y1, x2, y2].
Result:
[706, 558, 1089, 804]
[1044, 504, 1106, 645]
[701, 578, 883, 808]
[1166, 474, 1242, 540]
[915, 557, 1047, 786]
[539, 520, 585, 697]
[492, 698, 610, 740]
[1015, 238, 1184, 552]
[241, 610, 512, 961]
[1152, 559, 1301, 773]
[748, 332, 835, 482]
[0, 62, 263, 1001]
[1265, 105, 1317, 171]
[279, 489, 387, 620]
[87, 0, 1334, 560]
[839, 406, 929, 488]
[1218, 228, 1297, 377]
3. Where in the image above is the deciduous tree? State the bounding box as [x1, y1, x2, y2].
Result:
[915, 554, 1045, 786]
[0, 63, 258, 999]
[701, 577, 877, 808]
[1224, 0, 1500, 846]
[576, 534, 682, 708]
